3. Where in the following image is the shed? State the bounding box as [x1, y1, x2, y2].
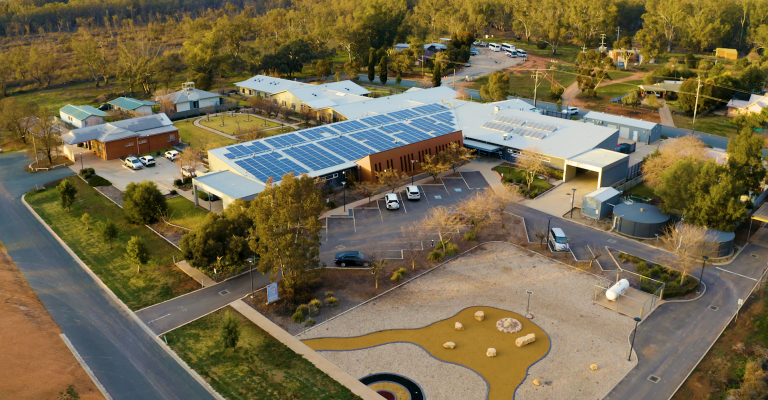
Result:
[582, 187, 621, 220]
[59, 105, 108, 128]
[613, 202, 670, 238]
[715, 48, 738, 60]
[583, 111, 661, 145]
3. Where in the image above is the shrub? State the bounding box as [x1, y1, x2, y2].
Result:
[327, 199, 337, 209]
[464, 231, 476, 241]
[169, 190, 178, 195]
[325, 290, 334, 298]
[545, 167, 563, 180]
[428, 250, 444, 262]
[391, 270, 404, 282]
[308, 299, 321, 315]
[444, 243, 459, 257]
[291, 311, 305, 323]
[87, 175, 111, 187]
[529, 189, 540, 198]
[198, 191, 210, 201]
[536, 41, 547, 50]
[305, 318, 315, 326]
[325, 296, 339, 307]
[296, 304, 309, 316]
[156, 151, 162, 156]
[183, 177, 192, 185]
[173, 179, 183, 187]
[636, 261, 649, 273]
[123, 181, 168, 225]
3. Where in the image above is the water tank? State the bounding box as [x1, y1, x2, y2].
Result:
[606, 279, 630, 301]
[675, 222, 736, 258]
[613, 202, 671, 239]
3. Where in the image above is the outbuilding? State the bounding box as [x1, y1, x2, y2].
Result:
[108, 97, 156, 116]
[612, 202, 671, 239]
[583, 111, 661, 145]
[59, 105, 108, 128]
[582, 187, 622, 220]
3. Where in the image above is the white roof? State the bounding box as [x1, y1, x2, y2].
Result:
[727, 94, 768, 111]
[61, 113, 175, 145]
[332, 86, 459, 120]
[235, 75, 309, 94]
[193, 171, 265, 199]
[161, 88, 220, 104]
[285, 85, 369, 110]
[567, 149, 629, 169]
[583, 111, 658, 130]
[584, 187, 621, 202]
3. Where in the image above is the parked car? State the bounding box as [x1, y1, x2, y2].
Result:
[139, 155, 156, 167]
[616, 143, 633, 154]
[181, 166, 197, 178]
[334, 251, 370, 267]
[165, 150, 180, 161]
[124, 156, 143, 170]
[406, 185, 421, 200]
[384, 193, 400, 210]
[465, 62, 471, 67]
[548, 228, 570, 252]
[566, 107, 579, 115]
[470, 49, 479, 56]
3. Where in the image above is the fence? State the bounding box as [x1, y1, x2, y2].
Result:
[614, 176, 644, 193]
[167, 100, 240, 121]
[593, 269, 664, 319]
[627, 161, 644, 180]
[540, 109, 569, 119]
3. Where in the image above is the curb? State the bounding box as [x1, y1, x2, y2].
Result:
[22, 194, 226, 400]
[60, 333, 113, 400]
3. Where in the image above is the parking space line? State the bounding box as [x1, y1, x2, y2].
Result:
[325, 218, 329, 242]
[421, 186, 430, 204]
[352, 209, 357, 233]
[458, 172, 472, 189]
[397, 192, 407, 213]
[376, 200, 383, 222]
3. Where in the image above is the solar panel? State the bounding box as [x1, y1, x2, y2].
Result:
[283, 143, 346, 170]
[359, 114, 396, 126]
[394, 129, 433, 143]
[516, 127, 547, 139]
[387, 109, 420, 120]
[263, 133, 307, 148]
[297, 128, 329, 140]
[235, 152, 309, 182]
[316, 136, 374, 160]
[431, 123, 456, 136]
[495, 116, 526, 126]
[329, 120, 367, 133]
[379, 123, 407, 134]
[411, 104, 446, 114]
[431, 112, 455, 124]
[482, 122, 514, 133]
[349, 129, 403, 152]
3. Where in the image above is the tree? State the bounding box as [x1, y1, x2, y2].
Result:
[750, 24, 768, 51]
[353, 180, 383, 205]
[622, 91, 639, 112]
[125, 236, 149, 273]
[642, 0, 687, 53]
[728, 360, 768, 400]
[517, 146, 547, 191]
[368, 48, 376, 82]
[646, 94, 660, 112]
[401, 225, 425, 270]
[27, 46, 58, 88]
[574, 50, 614, 97]
[334, 70, 343, 81]
[378, 56, 388, 85]
[421, 206, 463, 245]
[457, 191, 495, 234]
[33, 108, 60, 164]
[71, 28, 102, 87]
[366, 242, 386, 289]
[739, 65, 766, 93]
[344, 61, 360, 82]
[643, 135, 708, 189]
[180, 201, 253, 271]
[530, 0, 569, 55]
[81, 213, 92, 230]
[442, 142, 477, 174]
[123, 181, 168, 225]
[432, 62, 442, 87]
[420, 153, 449, 182]
[375, 169, 405, 193]
[56, 385, 80, 400]
[0, 99, 38, 144]
[201, 105, 215, 122]
[480, 71, 510, 101]
[315, 59, 332, 80]
[99, 220, 119, 249]
[727, 128, 766, 192]
[220, 310, 240, 349]
[489, 183, 523, 228]
[57, 179, 77, 213]
[658, 223, 717, 285]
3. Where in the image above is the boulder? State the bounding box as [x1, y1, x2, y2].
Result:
[590, 364, 598, 371]
[496, 318, 522, 333]
[474, 311, 485, 321]
[486, 348, 497, 357]
[532, 379, 541, 386]
[443, 342, 456, 349]
[455, 322, 464, 331]
[515, 333, 536, 347]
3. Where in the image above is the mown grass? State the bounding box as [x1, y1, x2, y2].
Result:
[626, 182, 658, 201]
[25, 176, 196, 310]
[174, 121, 237, 149]
[670, 112, 738, 138]
[167, 196, 209, 230]
[166, 307, 361, 400]
[492, 166, 553, 194]
[199, 114, 281, 135]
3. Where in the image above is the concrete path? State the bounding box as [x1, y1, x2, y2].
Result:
[0, 152, 216, 400]
[658, 100, 675, 127]
[524, 173, 598, 217]
[193, 117, 237, 140]
[174, 261, 213, 286]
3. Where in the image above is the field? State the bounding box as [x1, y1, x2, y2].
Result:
[575, 80, 645, 112]
[25, 176, 197, 310]
[466, 64, 577, 101]
[174, 121, 237, 149]
[167, 196, 209, 230]
[0, 243, 104, 400]
[165, 306, 360, 400]
[198, 114, 281, 136]
[669, 112, 738, 138]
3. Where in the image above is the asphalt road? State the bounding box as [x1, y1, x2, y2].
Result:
[0, 153, 214, 400]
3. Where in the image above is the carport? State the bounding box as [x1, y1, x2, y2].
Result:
[564, 149, 629, 190]
[463, 138, 502, 158]
[193, 171, 265, 209]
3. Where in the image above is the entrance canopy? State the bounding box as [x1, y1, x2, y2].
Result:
[193, 171, 265, 208]
[463, 138, 501, 152]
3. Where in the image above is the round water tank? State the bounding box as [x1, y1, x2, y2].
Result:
[606, 279, 630, 301]
[675, 222, 736, 258]
[613, 202, 671, 239]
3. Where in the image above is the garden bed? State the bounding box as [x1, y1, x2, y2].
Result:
[615, 251, 699, 299]
[492, 165, 555, 198]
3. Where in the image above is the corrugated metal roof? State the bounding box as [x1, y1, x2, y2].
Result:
[194, 171, 265, 199]
[568, 149, 629, 169]
[584, 187, 621, 202]
[60, 104, 108, 120]
[61, 113, 174, 144]
[108, 97, 156, 110]
[463, 138, 502, 152]
[161, 88, 220, 104]
[583, 111, 658, 130]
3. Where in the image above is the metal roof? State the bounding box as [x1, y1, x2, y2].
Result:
[60, 104, 108, 120]
[161, 88, 220, 104]
[463, 138, 501, 152]
[752, 202, 768, 223]
[193, 171, 265, 200]
[613, 202, 670, 224]
[584, 187, 621, 202]
[583, 111, 658, 130]
[61, 113, 174, 145]
[567, 149, 629, 169]
[108, 97, 156, 110]
[235, 75, 310, 94]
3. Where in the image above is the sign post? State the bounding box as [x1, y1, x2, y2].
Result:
[266, 282, 280, 304]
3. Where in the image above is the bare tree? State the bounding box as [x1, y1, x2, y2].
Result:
[375, 169, 405, 193]
[401, 225, 425, 270]
[533, 223, 548, 248]
[586, 244, 604, 269]
[33, 109, 60, 165]
[421, 206, 463, 245]
[201, 105, 215, 122]
[517, 145, 547, 191]
[366, 242, 386, 290]
[353, 180, 383, 205]
[153, 89, 176, 115]
[658, 223, 717, 285]
[457, 191, 495, 234]
[643, 135, 708, 189]
[489, 183, 523, 228]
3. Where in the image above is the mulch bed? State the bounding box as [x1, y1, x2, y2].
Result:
[93, 185, 124, 207]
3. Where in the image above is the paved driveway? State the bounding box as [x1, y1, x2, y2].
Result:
[524, 172, 599, 217]
[72, 152, 184, 193]
[0, 152, 214, 400]
[459, 47, 525, 80]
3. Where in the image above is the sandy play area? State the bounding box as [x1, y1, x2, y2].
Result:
[0, 246, 104, 400]
[298, 242, 637, 400]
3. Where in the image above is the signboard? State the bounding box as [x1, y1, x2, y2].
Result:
[266, 282, 280, 304]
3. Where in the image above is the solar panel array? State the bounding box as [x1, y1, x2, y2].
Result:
[495, 116, 527, 127]
[388, 109, 420, 119]
[482, 122, 515, 133]
[263, 133, 307, 148]
[298, 127, 334, 140]
[432, 112, 455, 124]
[330, 120, 367, 133]
[525, 121, 558, 132]
[349, 130, 403, 152]
[409, 117, 437, 132]
[283, 143, 345, 170]
[316, 136, 374, 159]
[234, 152, 309, 182]
[222, 142, 271, 159]
[494, 115, 558, 133]
[411, 104, 446, 114]
[394, 129, 433, 143]
[360, 114, 396, 126]
[515, 127, 547, 140]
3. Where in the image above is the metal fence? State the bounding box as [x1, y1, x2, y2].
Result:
[593, 269, 664, 319]
[627, 161, 644, 180]
[167, 100, 240, 121]
[614, 176, 644, 193]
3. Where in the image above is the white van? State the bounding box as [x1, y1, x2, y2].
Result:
[516, 49, 527, 57]
[488, 43, 501, 52]
[501, 43, 515, 52]
[548, 228, 570, 252]
[505, 50, 517, 58]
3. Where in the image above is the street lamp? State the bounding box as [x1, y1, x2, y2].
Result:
[543, 216, 553, 247]
[249, 252, 255, 298]
[697, 256, 709, 294]
[570, 188, 577, 218]
[525, 290, 534, 319]
[628, 317, 642, 361]
[342, 181, 347, 212]
[411, 160, 418, 185]
[79, 152, 83, 172]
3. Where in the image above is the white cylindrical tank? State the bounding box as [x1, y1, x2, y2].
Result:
[606, 279, 630, 301]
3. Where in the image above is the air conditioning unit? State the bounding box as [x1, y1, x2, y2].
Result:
[503, 133, 508, 140]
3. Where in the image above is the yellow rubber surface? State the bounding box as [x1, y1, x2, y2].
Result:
[303, 307, 550, 399]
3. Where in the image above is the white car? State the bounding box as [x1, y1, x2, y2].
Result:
[566, 107, 580, 115]
[406, 185, 420, 200]
[165, 150, 179, 161]
[181, 166, 197, 178]
[124, 156, 143, 170]
[139, 155, 156, 167]
[384, 193, 400, 210]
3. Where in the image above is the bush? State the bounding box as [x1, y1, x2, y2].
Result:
[156, 151, 162, 156]
[325, 296, 339, 307]
[735, 57, 751, 71]
[183, 177, 193, 185]
[327, 199, 337, 209]
[169, 190, 178, 195]
[174, 179, 183, 187]
[87, 175, 111, 187]
[464, 231, 476, 241]
[444, 243, 459, 257]
[536, 41, 547, 50]
[428, 250, 444, 262]
[305, 318, 315, 326]
[391, 270, 404, 282]
[291, 311, 305, 323]
[296, 304, 309, 316]
[123, 181, 168, 225]
[545, 167, 563, 180]
[529, 189, 540, 198]
[636, 261, 649, 273]
[308, 299, 321, 315]
[325, 290, 334, 298]
[198, 191, 210, 201]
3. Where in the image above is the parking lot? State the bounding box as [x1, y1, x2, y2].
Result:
[460, 46, 527, 80]
[70, 151, 186, 193]
[320, 171, 490, 267]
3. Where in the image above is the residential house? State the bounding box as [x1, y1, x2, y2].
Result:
[158, 82, 221, 114]
[726, 94, 768, 117]
[59, 105, 108, 128]
[108, 97, 156, 116]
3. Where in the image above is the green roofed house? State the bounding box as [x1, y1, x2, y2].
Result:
[108, 97, 156, 116]
[59, 105, 108, 128]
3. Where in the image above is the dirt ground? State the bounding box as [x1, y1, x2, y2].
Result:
[0, 245, 104, 400]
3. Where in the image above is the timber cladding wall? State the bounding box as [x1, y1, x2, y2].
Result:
[355, 131, 463, 182]
[101, 129, 179, 160]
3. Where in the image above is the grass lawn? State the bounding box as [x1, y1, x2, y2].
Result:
[669, 112, 738, 138]
[626, 182, 658, 201]
[199, 114, 281, 136]
[487, 38, 583, 63]
[492, 166, 553, 195]
[167, 196, 209, 230]
[166, 307, 361, 400]
[576, 80, 645, 112]
[25, 176, 197, 310]
[10, 81, 128, 112]
[467, 65, 576, 102]
[265, 127, 296, 135]
[174, 121, 237, 149]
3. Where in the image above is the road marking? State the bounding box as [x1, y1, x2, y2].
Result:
[149, 313, 171, 324]
[454, 188, 462, 192]
[218, 289, 230, 296]
[420, 186, 430, 204]
[335, 245, 346, 250]
[715, 267, 758, 281]
[434, 195, 442, 199]
[397, 192, 407, 213]
[376, 200, 383, 223]
[458, 171, 472, 189]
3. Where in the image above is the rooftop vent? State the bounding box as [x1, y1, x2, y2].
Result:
[494, 106, 500, 114]
[503, 133, 508, 140]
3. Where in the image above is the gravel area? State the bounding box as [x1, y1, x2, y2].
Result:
[319, 343, 488, 399]
[299, 242, 638, 399]
[94, 185, 124, 207]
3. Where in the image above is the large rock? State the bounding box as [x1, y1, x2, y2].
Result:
[590, 364, 599, 371]
[455, 322, 464, 331]
[443, 342, 456, 349]
[532, 379, 541, 386]
[496, 318, 522, 333]
[474, 311, 485, 321]
[486, 348, 497, 357]
[516, 333, 536, 347]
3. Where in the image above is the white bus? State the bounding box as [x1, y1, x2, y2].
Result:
[501, 43, 515, 52]
[488, 43, 501, 52]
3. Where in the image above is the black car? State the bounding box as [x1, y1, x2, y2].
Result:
[334, 251, 370, 267]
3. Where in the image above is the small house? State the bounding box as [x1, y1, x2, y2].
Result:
[59, 105, 108, 128]
[158, 82, 221, 113]
[108, 97, 156, 116]
[726, 94, 768, 117]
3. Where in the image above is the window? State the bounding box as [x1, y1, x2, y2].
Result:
[167, 134, 175, 142]
[326, 173, 338, 179]
[125, 142, 134, 147]
[509, 149, 550, 162]
[138, 139, 147, 144]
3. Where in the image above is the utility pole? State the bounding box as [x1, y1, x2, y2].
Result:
[599, 34, 607, 52]
[453, 68, 456, 88]
[581, 43, 588, 53]
[692, 75, 703, 125]
[616, 26, 621, 42]
[531, 70, 546, 107]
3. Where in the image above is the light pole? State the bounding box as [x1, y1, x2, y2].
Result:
[411, 160, 418, 184]
[249, 252, 254, 298]
[79, 152, 83, 172]
[570, 188, 577, 218]
[697, 256, 708, 294]
[342, 181, 347, 212]
[628, 317, 642, 361]
[525, 290, 533, 319]
[543, 216, 553, 247]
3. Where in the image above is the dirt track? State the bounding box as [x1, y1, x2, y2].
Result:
[0, 245, 104, 400]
